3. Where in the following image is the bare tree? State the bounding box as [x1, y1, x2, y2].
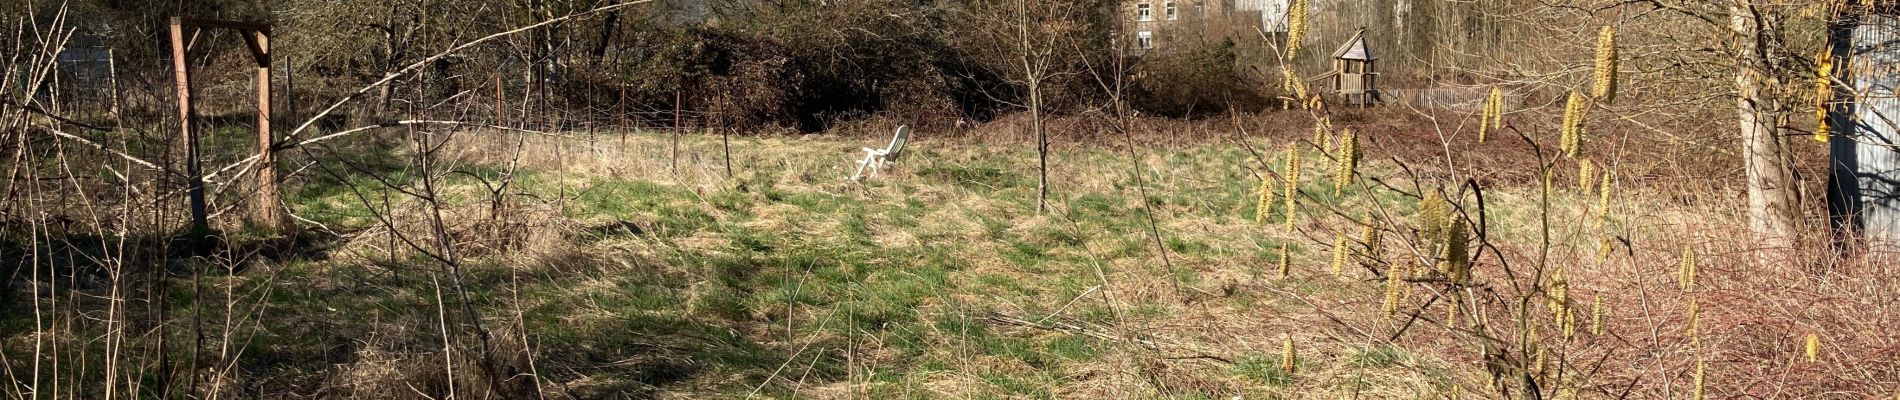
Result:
[965, 0, 1096, 213]
[1728, 1, 1804, 254]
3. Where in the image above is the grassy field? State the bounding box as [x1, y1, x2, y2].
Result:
[7, 122, 1898, 399]
[260, 129, 1475, 398]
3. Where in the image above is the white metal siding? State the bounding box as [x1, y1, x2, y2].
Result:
[1839, 14, 1900, 247]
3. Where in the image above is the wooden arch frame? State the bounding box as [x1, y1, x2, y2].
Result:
[169, 17, 283, 232]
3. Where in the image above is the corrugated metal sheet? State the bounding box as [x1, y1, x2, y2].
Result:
[1834, 14, 1900, 246]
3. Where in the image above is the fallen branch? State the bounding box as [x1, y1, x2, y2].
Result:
[2, 97, 114, 132]
[279, 1, 654, 145]
[37, 124, 165, 172]
[205, 120, 563, 183]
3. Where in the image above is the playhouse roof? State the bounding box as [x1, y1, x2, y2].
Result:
[1331, 29, 1373, 61]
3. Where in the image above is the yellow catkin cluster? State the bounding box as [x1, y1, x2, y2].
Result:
[1594, 26, 1619, 103]
[1551, 268, 1573, 339]
[1807, 0, 1850, 17]
[1692, 360, 1707, 400]
[1687, 298, 1702, 342]
[1331, 233, 1349, 276]
[1285, 0, 1309, 58]
[1805, 332, 1820, 362]
[1479, 87, 1505, 143]
[1815, 46, 1835, 143]
[1313, 117, 1333, 151]
[1283, 146, 1303, 230]
[1281, 334, 1298, 373]
[1360, 225, 1381, 261]
[1255, 178, 1276, 224]
[1279, 242, 1293, 278]
[1590, 296, 1604, 335]
[1594, 173, 1614, 229]
[1334, 129, 1360, 196]
[1560, 91, 1589, 158]
[1283, 68, 1311, 102]
[1446, 218, 1470, 285]
[1419, 191, 1450, 246]
[1578, 159, 1596, 194]
[1595, 237, 1614, 266]
[1679, 248, 1698, 291]
[1383, 262, 1407, 316]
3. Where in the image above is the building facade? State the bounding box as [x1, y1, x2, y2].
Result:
[1120, 0, 1289, 52]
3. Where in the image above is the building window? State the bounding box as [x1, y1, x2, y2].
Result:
[1166, 2, 1178, 20]
[1137, 31, 1154, 49]
[1137, 3, 1153, 21]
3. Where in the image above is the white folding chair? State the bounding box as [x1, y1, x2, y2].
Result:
[852, 125, 910, 181]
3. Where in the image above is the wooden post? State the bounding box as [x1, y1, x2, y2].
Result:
[170, 18, 208, 233]
[720, 93, 732, 177]
[285, 54, 295, 143]
[680, 89, 687, 171]
[169, 17, 281, 232]
[494, 73, 504, 127]
[618, 85, 628, 145]
[246, 29, 284, 230]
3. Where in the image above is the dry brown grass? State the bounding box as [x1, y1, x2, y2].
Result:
[12, 107, 1888, 399]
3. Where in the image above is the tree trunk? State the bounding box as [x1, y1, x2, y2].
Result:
[1032, 78, 1048, 213]
[1018, 0, 1050, 214]
[1731, 4, 1803, 253]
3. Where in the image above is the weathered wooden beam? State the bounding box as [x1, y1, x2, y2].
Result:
[170, 17, 208, 233]
[176, 17, 271, 33]
[250, 30, 283, 230]
[170, 16, 284, 232]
